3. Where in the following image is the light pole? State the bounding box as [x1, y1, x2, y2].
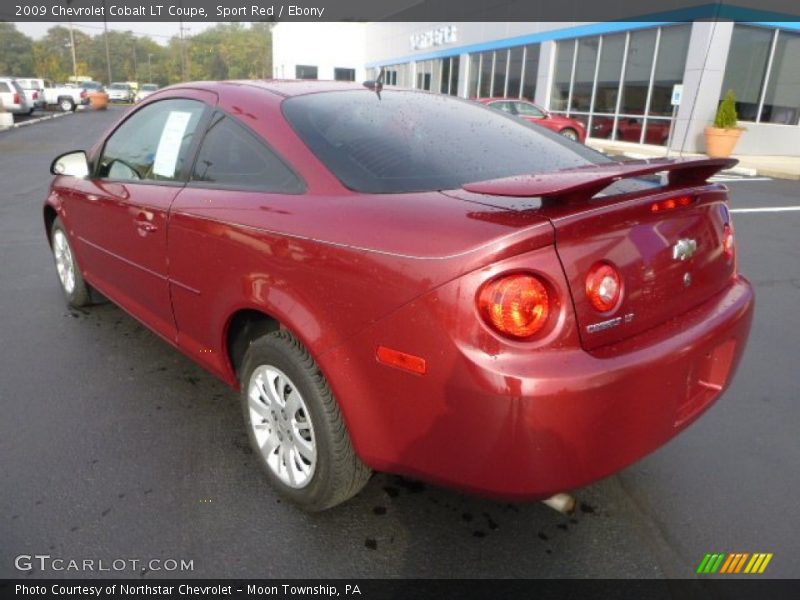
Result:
[102, 0, 112, 84]
[65, 0, 78, 79]
[131, 36, 138, 81]
[148, 53, 153, 83]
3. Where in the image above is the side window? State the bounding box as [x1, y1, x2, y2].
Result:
[191, 114, 303, 193]
[514, 102, 545, 118]
[97, 99, 205, 182]
[491, 101, 516, 114]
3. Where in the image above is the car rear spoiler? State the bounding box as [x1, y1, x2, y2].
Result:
[461, 157, 737, 202]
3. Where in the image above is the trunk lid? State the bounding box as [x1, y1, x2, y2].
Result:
[460, 158, 738, 350]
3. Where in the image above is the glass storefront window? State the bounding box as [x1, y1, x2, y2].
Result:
[507, 47, 523, 98]
[441, 58, 450, 94]
[546, 26, 689, 142]
[720, 25, 773, 121]
[479, 51, 493, 97]
[594, 33, 625, 113]
[649, 25, 691, 116]
[571, 37, 600, 112]
[620, 28, 657, 116]
[450, 57, 460, 96]
[433, 60, 441, 91]
[493, 49, 508, 96]
[469, 54, 480, 97]
[552, 40, 575, 111]
[643, 118, 672, 146]
[522, 44, 540, 101]
[761, 30, 800, 124]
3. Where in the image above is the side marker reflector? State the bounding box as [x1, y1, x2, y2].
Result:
[376, 346, 427, 375]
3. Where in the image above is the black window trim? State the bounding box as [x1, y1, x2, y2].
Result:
[185, 108, 307, 195]
[91, 97, 214, 187]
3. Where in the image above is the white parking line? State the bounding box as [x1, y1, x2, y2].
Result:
[730, 206, 800, 213]
[710, 176, 773, 182]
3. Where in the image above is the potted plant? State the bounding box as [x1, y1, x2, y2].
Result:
[704, 90, 744, 158]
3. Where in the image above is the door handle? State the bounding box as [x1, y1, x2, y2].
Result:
[135, 211, 158, 235]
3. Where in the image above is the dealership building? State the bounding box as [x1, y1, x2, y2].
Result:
[272, 20, 800, 156]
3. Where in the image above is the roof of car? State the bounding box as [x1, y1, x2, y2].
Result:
[476, 97, 538, 104]
[173, 79, 372, 98]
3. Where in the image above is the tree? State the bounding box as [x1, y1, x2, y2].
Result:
[0, 23, 34, 76]
[13, 22, 272, 85]
[32, 26, 92, 82]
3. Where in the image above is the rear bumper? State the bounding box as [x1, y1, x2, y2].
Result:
[323, 273, 754, 500]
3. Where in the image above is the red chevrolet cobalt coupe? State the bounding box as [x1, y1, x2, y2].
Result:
[45, 81, 754, 511]
[477, 97, 587, 142]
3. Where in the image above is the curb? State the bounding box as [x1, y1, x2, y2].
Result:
[721, 166, 759, 177]
[591, 145, 772, 179]
[10, 111, 74, 129]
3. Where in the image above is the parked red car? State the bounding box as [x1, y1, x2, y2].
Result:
[477, 97, 587, 142]
[45, 81, 753, 511]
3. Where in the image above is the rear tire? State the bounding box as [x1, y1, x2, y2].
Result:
[50, 218, 92, 308]
[59, 97, 75, 112]
[240, 330, 372, 511]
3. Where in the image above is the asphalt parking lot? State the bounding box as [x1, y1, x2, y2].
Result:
[0, 106, 797, 579]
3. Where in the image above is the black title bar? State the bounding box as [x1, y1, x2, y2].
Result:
[3, 0, 800, 22]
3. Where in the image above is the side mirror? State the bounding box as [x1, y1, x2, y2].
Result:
[51, 150, 89, 178]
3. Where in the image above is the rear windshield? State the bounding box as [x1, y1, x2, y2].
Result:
[283, 90, 611, 193]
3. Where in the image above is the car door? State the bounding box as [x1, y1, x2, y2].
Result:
[65, 94, 213, 342]
[167, 112, 305, 377]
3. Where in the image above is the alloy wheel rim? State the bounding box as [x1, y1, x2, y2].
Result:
[248, 365, 317, 489]
[53, 230, 76, 294]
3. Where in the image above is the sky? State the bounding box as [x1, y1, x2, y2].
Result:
[15, 21, 217, 44]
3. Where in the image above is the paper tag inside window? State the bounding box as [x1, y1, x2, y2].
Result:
[153, 111, 192, 178]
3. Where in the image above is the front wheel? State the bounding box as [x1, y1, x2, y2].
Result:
[50, 218, 92, 307]
[240, 330, 372, 511]
[559, 127, 579, 141]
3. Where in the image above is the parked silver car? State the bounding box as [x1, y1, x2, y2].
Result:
[0, 77, 32, 115]
[134, 83, 159, 103]
[107, 82, 134, 102]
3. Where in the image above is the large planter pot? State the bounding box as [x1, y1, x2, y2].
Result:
[89, 92, 109, 110]
[704, 126, 743, 158]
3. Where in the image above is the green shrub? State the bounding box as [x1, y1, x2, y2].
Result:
[715, 90, 739, 129]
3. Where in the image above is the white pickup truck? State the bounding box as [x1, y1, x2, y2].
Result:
[16, 78, 89, 112]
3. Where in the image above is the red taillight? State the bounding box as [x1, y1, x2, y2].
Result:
[723, 223, 735, 259]
[13, 93, 21, 104]
[651, 195, 693, 213]
[80, 90, 87, 98]
[585, 263, 622, 312]
[478, 273, 550, 339]
[33, 91, 39, 100]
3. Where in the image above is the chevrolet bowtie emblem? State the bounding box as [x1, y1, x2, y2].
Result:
[672, 238, 698, 261]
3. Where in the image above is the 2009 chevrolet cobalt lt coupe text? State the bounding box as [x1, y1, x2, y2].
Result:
[45, 80, 754, 511]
